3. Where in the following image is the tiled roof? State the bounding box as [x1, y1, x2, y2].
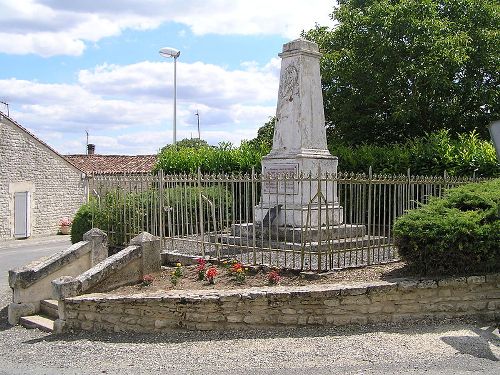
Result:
[65, 154, 157, 175]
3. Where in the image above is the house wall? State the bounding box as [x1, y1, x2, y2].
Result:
[0, 117, 86, 239]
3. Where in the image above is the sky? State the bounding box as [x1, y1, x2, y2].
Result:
[0, 0, 336, 155]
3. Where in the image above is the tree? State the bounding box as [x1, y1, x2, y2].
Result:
[303, 0, 500, 145]
[248, 116, 275, 149]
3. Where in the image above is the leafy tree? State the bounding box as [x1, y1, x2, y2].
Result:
[247, 116, 275, 149]
[303, 0, 500, 145]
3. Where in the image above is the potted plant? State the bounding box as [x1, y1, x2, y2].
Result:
[59, 217, 72, 235]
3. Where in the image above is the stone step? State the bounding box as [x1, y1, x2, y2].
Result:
[19, 314, 54, 332]
[40, 299, 59, 319]
[232, 223, 366, 242]
[212, 234, 389, 253]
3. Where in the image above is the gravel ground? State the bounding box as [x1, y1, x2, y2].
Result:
[1, 287, 499, 375]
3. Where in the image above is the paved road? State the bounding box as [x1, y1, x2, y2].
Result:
[0, 236, 71, 289]
[0, 236, 498, 374]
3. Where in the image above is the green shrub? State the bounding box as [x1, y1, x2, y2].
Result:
[75, 184, 235, 247]
[330, 130, 499, 177]
[154, 141, 270, 174]
[165, 185, 234, 235]
[154, 130, 498, 177]
[330, 142, 411, 174]
[393, 179, 500, 275]
[71, 202, 95, 244]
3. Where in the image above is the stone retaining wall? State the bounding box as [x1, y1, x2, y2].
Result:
[58, 274, 500, 333]
[52, 232, 161, 300]
[8, 229, 107, 325]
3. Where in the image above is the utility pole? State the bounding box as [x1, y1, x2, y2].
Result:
[195, 110, 200, 139]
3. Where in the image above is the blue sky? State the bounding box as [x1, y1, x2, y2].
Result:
[0, 0, 335, 155]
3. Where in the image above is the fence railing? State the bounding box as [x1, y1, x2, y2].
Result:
[89, 170, 487, 271]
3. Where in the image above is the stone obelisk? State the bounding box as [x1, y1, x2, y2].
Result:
[255, 38, 343, 227]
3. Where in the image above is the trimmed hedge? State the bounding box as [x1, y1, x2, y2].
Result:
[154, 141, 269, 174]
[330, 130, 499, 177]
[155, 130, 499, 177]
[393, 179, 500, 275]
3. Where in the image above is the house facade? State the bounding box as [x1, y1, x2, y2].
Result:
[0, 112, 87, 240]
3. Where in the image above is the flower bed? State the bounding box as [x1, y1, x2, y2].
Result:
[110, 261, 409, 295]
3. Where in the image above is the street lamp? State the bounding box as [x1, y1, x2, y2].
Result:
[159, 47, 181, 145]
[195, 109, 200, 139]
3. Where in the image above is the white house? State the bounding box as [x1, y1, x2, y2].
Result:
[0, 111, 87, 240]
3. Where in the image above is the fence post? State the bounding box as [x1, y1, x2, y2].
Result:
[251, 167, 257, 265]
[158, 169, 164, 249]
[367, 166, 372, 266]
[317, 165, 323, 271]
[407, 168, 411, 212]
[198, 168, 205, 257]
[443, 170, 449, 196]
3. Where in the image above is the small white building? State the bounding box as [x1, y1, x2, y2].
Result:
[0, 112, 87, 240]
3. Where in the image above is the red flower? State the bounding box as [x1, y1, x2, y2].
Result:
[268, 270, 281, 285]
[206, 266, 218, 284]
[206, 267, 218, 278]
[231, 262, 243, 273]
[196, 258, 207, 272]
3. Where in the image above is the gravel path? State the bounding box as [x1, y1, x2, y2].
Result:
[1, 287, 499, 375]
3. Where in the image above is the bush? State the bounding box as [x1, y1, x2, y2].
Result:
[165, 185, 234, 235]
[393, 179, 500, 275]
[73, 184, 234, 247]
[409, 130, 499, 177]
[330, 130, 499, 177]
[70, 202, 95, 244]
[154, 141, 270, 174]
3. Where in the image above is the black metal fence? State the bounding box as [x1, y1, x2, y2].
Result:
[89, 170, 486, 271]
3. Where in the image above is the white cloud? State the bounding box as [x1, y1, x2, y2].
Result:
[0, 0, 335, 56]
[77, 59, 278, 107]
[173, 1, 334, 38]
[0, 32, 86, 57]
[1, 57, 279, 154]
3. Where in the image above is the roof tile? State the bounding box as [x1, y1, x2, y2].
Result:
[65, 154, 157, 174]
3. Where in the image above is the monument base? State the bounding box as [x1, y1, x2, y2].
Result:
[209, 222, 388, 262]
[254, 203, 344, 227]
[255, 153, 342, 227]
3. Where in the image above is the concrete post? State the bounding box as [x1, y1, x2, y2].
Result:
[83, 228, 108, 266]
[130, 232, 161, 276]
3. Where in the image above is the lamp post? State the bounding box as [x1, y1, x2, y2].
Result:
[195, 109, 200, 139]
[159, 47, 181, 145]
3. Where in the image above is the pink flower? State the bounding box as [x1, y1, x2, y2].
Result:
[59, 217, 72, 226]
